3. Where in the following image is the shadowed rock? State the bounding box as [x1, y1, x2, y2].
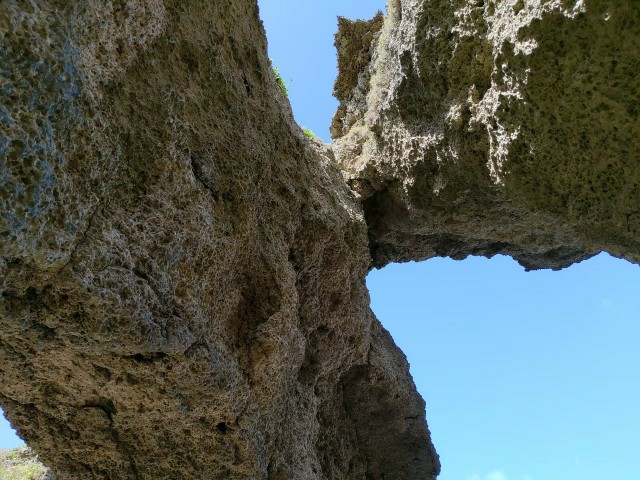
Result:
[1, 1, 437, 478]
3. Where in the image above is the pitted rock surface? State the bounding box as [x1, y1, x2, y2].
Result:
[1, 1, 438, 479]
[1, 0, 638, 479]
[334, 0, 640, 270]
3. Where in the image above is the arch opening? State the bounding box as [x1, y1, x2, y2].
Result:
[258, 1, 640, 479]
[367, 253, 640, 480]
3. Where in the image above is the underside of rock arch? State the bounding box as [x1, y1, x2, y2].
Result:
[1, 1, 638, 479]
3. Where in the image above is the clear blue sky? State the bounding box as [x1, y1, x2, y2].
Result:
[3, 3, 640, 480]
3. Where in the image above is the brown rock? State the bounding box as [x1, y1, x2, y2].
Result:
[334, 0, 640, 270]
[2, 0, 638, 479]
[1, 1, 437, 479]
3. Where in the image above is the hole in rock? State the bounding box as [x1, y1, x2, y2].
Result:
[258, 0, 386, 141]
[258, 2, 640, 480]
[0, 413, 23, 450]
[216, 422, 228, 434]
[367, 254, 640, 480]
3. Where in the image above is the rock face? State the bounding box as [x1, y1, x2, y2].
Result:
[1, 1, 437, 479]
[0, 0, 638, 479]
[334, 0, 640, 270]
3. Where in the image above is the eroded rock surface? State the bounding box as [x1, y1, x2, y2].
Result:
[1, 0, 639, 479]
[1, 1, 437, 479]
[334, 0, 640, 270]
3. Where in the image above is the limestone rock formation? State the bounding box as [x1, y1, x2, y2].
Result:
[1, 1, 437, 478]
[1, 0, 638, 479]
[334, 0, 640, 270]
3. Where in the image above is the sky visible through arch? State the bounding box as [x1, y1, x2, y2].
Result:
[2, 2, 640, 480]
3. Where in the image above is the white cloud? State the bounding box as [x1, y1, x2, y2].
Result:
[486, 471, 508, 480]
[466, 470, 532, 480]
[467, 471, 507, 480]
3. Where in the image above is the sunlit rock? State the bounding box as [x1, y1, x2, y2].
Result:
[334, 0, 640, 270]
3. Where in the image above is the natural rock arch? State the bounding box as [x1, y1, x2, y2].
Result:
[1, 1, 637, 479]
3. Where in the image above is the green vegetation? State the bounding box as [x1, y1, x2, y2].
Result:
[0, 447, 48, 480]
[271, 64, 288, 96]
[268, 62, 316, 141]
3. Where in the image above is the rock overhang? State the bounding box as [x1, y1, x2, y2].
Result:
[1, 1, 638, 479]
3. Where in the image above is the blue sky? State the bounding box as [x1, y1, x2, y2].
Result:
[3, 3, 640, 480]
[368, 254, 640, 480]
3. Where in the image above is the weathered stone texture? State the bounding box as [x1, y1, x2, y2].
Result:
[334, 0, 640, 270]
[1, 1, 437, 479]
[2, 0, 639, 479]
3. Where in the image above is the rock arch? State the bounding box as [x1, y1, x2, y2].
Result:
[1, 1, 638, 478]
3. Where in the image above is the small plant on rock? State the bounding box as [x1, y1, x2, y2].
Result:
[270, 61, 288, 96]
